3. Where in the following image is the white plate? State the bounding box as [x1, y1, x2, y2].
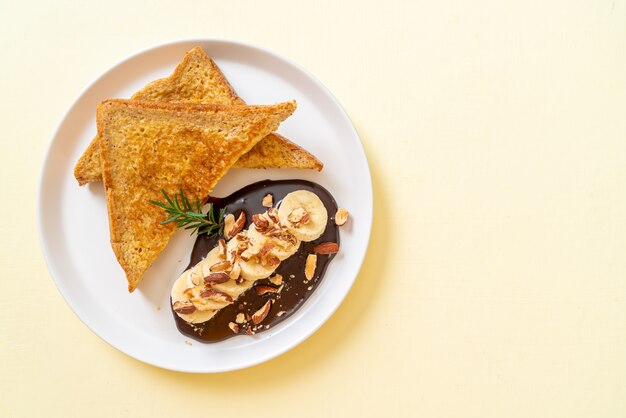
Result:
[37, 39, 372, 373]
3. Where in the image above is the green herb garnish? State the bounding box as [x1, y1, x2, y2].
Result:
[148, 188, 226, 237]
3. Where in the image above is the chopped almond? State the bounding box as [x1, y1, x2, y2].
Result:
[313, 242, 339, 255]
[255, 285, 278, 296]
[269, 273, 283, 286]
[226, 212, 246, 239]
[210, 260, 231, 272]
[229, 262, 241, 281]
[335, 208, 349, 226]
[204, 272, 230, 284]
[305, 254, 317, 281]
[262, 194, 273, 207]
[288, 207, 309, 226]
[252, 300, 272, 325]
[173, 301, 196, 314]
[217, 239, 227, 257]
[223, 214, 235, 239]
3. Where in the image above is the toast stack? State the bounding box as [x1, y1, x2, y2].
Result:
[74, 47, 321, 185]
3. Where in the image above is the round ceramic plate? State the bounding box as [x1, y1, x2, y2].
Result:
[38, 39, 372, 372]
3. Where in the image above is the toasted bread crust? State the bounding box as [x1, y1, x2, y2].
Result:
[131, 47, 244, 106]
[98, 99, 296, 291]
[75, 47, 321, 185]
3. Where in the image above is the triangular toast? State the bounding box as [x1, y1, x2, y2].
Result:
[97, 99, 296, 292]
[75, 47, 321, 185]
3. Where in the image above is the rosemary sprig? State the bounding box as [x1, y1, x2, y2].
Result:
[148, 188, 226, 237]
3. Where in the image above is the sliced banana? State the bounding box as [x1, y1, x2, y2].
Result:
[212, 280, 252, 296]
[227, 234, 277, 281]
[172, 247, 234, 323]
[171, 271, 216, 324]
[172, 189, 331, 326]
[248, 223, 301, 260]
[278, 190, 328, 241]
[186, 247, 223, 288]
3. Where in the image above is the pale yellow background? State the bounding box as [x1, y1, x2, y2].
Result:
[1, 0, 625, 416]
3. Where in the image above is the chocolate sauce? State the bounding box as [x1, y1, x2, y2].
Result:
[172, 179, 340, 342]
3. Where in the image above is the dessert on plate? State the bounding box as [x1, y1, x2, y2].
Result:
[168, 183, 345, 341]
[74, 47, 349, 341]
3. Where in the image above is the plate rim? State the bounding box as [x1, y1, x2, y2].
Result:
[37, 37, 373, 373]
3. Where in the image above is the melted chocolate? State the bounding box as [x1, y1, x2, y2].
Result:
[172, 179, 339, 342]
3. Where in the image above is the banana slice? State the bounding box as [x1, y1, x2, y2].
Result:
[173, 247, 236, 323]
[171, 271, 216, 324]
[212, 280, 253, 296]
[185, 247, 223, 288]
[278, 190, 328, 242]
[248, 223, 301, 260]
[227, 233, 277, 281]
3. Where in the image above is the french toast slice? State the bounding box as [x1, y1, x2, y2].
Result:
[75, 47, 321, 185]
[97, 99, 296, 292]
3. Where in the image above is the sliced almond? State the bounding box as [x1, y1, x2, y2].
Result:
[252, 300, 272, 325]
[267, 208, 279, 224]
[273, 229, 298, 247]
[173, 301, 196, 314]
[259, 243, 277, 266]
[269, 273, 283, 286]
[189, 271, 202, 286]
[228, 322, 239, 333]
[223, 214, 235, 240]
[230, 212, 246, 238]
[217, 239, 227, 258]
[262, 194, 273, 207]
[252, 214, 270, 231]
[200, 289, 234, 304]
[204, 272, 230, 284]
[305, 254, 317, 281]
[335, 208, 349, 226]
[259, 242, 275, 258]
[313, 242, 340, 255]
[210, 260, 232, 272]
[288, 207, 309, 225]
[229, 261, 241, 281]
[266, 255, 280, 268]
[223, 212, 246, 240]
[236, 238, 250, 256]
[240, 250, 253, 262]
[255, 285, 278, 296]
